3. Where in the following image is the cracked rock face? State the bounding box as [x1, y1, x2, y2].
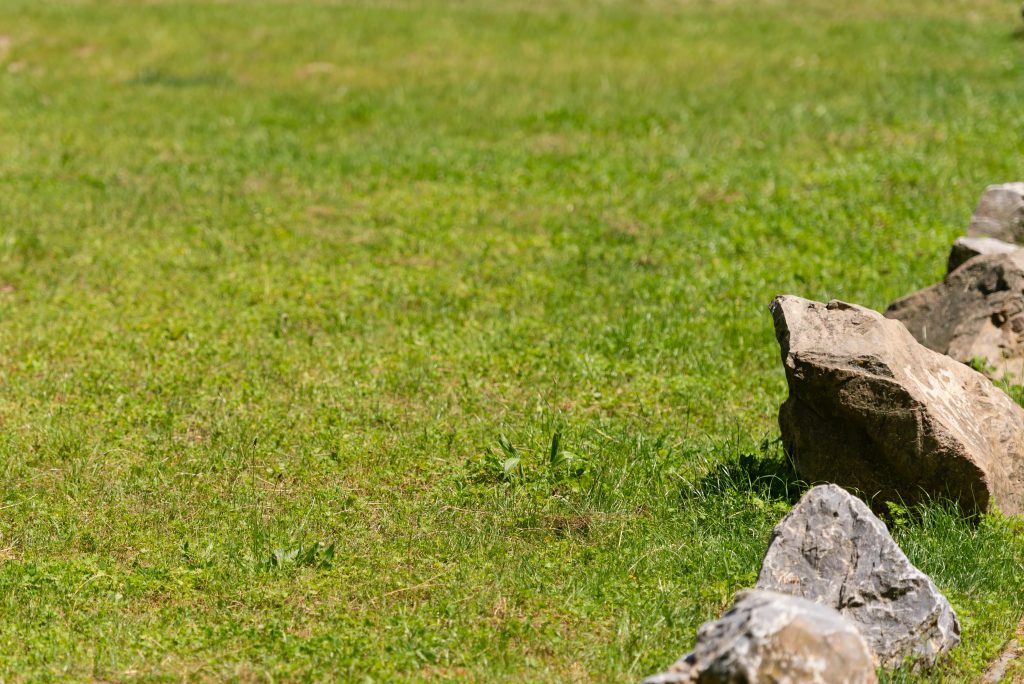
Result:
[886, 251, 1024, 381]
[968, 183, 1024, 244]
[643, 590, 876, 684]
[755, 485, 960, 668]
[771, 295, 1024, 515]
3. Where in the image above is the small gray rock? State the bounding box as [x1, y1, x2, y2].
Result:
[968, 183, 1024, 243]
[947, 235, 1019, 273]
[756, 484, 960, 668]
[643, 590, 877, 684]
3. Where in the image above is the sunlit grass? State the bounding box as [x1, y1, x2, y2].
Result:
[0, 0, 1023, 679]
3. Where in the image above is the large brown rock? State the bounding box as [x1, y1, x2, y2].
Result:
[771, 295, 1024, 514]
[643, 590, 877, 684]
[968, 182, 1024, 243]
[885, 252, 1024, 380]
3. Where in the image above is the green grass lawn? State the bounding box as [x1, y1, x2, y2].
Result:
[1, 0, 1024, 680]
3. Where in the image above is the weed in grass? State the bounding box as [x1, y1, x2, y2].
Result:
[265, 541, 336, 571]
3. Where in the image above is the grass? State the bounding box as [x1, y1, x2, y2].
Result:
[1, 0, 1024, 680]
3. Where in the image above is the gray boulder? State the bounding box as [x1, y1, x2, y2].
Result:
[756, 484, 960, 668]
[886, 251, 1024, 381]
[643, 590, 876, 684]
[771, 295, 1024, 515]
[947, 235, 1019, 273]
[968, 182, 1024, 243]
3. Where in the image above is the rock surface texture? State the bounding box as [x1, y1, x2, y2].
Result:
[756, 484, 960, 668]
[643, 590, 876, 684]
[886, 251, 1024, 380]
[968, 182, 1024, 243]
[771, 295, 1024, 515]
[947, 235, 1019, 273]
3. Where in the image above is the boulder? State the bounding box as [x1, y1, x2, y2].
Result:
[886, 252, 1024, 380]
[968, 182, 1024, 243]
[947, 236, 1018, 273]
[643, 590, 876, 684]
[756, 484, 960, 668]
[771, 295, 1024, 515]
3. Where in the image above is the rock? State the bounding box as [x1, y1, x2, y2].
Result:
[756, 484, 960, 668]
[886, 251, 1024, 380]
[968, 183, 1024, 243]
[643, 590, 877, 684]
[643, 657, 698, 684]
[771, 295, 1024, 515]
[947, 235, 1019, 273]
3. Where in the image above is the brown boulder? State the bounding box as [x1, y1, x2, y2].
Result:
[886, 251, 1024, 380]
[771, 295, 1024, 514]
[968, 182, 1024, 243]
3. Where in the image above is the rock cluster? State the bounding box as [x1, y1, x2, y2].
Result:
[768, 183, 1024, 515]
[644, 487, 959, 683]
[645, 184, 1024, 682]
[887, 251, 1024, 380]
[887, 183, 1024, 380]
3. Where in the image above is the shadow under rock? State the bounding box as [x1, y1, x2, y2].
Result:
[683, 438, 806, 506]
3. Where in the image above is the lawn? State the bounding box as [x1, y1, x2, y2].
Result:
[1, 0, 1023, 680]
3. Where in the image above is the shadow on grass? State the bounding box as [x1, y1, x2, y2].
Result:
[682, 439, 806, 506]
[127, 69, 235, 88]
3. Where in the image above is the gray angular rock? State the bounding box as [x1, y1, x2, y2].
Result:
[643, 590, 876, 684]
[756, 484, 960, 668]
[947, 235, 1019, 273]
[886, 251, 1024, 380]
[968, 183, 1024, 243]
[771, 295, 1024, 515]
